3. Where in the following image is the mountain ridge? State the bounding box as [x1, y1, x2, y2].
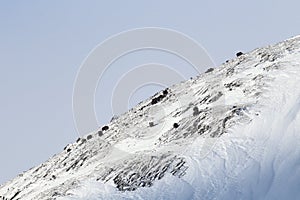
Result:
[1, 35, 300, 200]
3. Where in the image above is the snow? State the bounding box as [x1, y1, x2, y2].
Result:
[61, 97, 300, 200]
[1, 35, 300, 200]
[59, 175, 194, 200]
[56, 36, 300, 200]
[114, 101, 182, 154]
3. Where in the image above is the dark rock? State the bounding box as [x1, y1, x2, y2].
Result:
[236, 51, 244, 57]
[193, 106, 200, 116]
[173, 123, 179, 129]
[98, 131, 103, 136]
[102, 126, 109, 131]
[87, 135, 92, 140]
[205, 68, 214, 73]
[151, 98, 158, 105]
[163, 89, 168, 95]
[151, 92, 167, 105]
[110, 115, 118, 122]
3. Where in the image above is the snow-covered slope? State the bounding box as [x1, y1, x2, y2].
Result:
[1, 35, 300, 200]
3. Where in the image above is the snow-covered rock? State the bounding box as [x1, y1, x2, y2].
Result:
[1, 35, 300, 200]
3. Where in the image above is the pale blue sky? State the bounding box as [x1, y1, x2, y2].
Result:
[1, 0, 300, 184]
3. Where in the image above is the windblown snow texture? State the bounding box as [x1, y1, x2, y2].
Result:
[1, 35, 300, 200]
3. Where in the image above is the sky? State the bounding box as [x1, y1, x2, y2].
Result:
[1, 0, 300, 184]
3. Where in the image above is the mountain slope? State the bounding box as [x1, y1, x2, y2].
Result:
[1, 35, 300, 200]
